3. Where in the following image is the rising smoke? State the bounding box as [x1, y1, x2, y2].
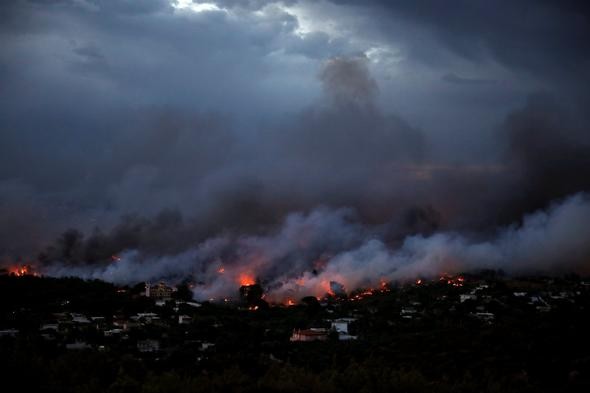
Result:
[42, 192, 590, 301]
[3, 56, 590, 301]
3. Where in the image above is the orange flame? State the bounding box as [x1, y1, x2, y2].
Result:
[321, 280, 335, 297]
[238, 273, 255, 286]
[9, 265, 34, 277]
[438, 274, 464, 287]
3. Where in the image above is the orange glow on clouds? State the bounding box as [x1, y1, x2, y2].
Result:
[238, 273, 255, 286]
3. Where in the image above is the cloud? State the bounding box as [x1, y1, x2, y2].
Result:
[0, 0, 589, 290]
[442, 73, 496, 86]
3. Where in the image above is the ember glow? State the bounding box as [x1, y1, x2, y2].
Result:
[440, 274, 465, 287]
[238, 273, 255, 287]
[27, 192, 590, 304]
[8, 264, 37, 277]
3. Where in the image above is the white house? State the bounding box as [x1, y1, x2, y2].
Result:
[290, 328, 329, 342]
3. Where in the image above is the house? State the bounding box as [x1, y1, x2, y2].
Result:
[472, 312, 495, 322]
[145, 282, 175, 300]
[178, 315, 192, 325]
[400, 307, 418, 319]
[134, 313, 160, 324]
[66, 341, 91, 350]
[460, 294, 477, 303]
[330, 318, 358, 340]
[513, 292, 527, 297]
[71, 313, 91, 324]
[40, 323, 59, 332]
[0, 329, 18, 337]
[91, 316, 106, 329]
[201, 342, 215, 351]
[137, 339, 160, 353]
[330, 319, 350, 334]
[290, 328, 329, 342]
[104, 328, 123, 337]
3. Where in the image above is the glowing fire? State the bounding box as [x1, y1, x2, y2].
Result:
[416, 279, 423, 285]
[238, 273, 255, 286]
[439, 274, 465, 287]
[8, 264, 37, 277]
[217, 267, 225, 274]
[286, 299, 295, 306]
[322, 280, 335, 297]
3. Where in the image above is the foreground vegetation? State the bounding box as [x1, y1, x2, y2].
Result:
[1, 273, 589, 392]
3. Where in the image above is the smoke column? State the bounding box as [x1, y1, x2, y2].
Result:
[41, 193, 590, 301]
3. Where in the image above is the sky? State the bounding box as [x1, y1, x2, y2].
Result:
[1, 1, 589, 295]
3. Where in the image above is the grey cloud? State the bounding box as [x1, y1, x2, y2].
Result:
[442, 73, 496, 86]
[319, 56, 378, 108]
[1, 0, 589, 294]
[328, 0, 590, 81]
[211, 0, 297, 11]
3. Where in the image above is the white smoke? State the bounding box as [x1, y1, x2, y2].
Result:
[43, 193, 590, 301]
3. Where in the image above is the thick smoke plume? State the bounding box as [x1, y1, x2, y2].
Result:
[42, 193, 590, 302]
[2, 50, 590, 299]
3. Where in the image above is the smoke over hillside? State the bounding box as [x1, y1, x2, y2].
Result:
[4, 57, 590, 300]
[41, 192, 590, 301]
[1, 1, 589, 300]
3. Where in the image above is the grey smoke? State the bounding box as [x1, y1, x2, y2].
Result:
[1, 1, 590, 295]
[43, 193, 590, 301]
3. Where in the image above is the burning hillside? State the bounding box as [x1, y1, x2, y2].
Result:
[7, 192, 590, 303]
[3, 264, 38, 277]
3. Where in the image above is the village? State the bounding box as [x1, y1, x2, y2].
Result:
[1, 270, 590, 391]
[1, 270, 589, 356]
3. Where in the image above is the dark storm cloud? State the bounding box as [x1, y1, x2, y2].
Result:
[442, 73, 496, 86]
[213, 0, 297, 10]
[1, 0, 589, 292]
[328, 0, 590, 80]
[499, 93, 590, 220]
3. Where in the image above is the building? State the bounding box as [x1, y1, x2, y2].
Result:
[290, 328, 329, 342]
[472, 312, 495, 322]
[71, 313, 91, 324]
[178, 315, 192, 325]
[400, 307, 418, 319]
[145, 282, 175, 300]
[137, 339, 160, 353]
[460, 294, 477, 303]
[66, 341, 91, 350]
[0, 329, 18, 337]
[330, 318, 358, 340]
